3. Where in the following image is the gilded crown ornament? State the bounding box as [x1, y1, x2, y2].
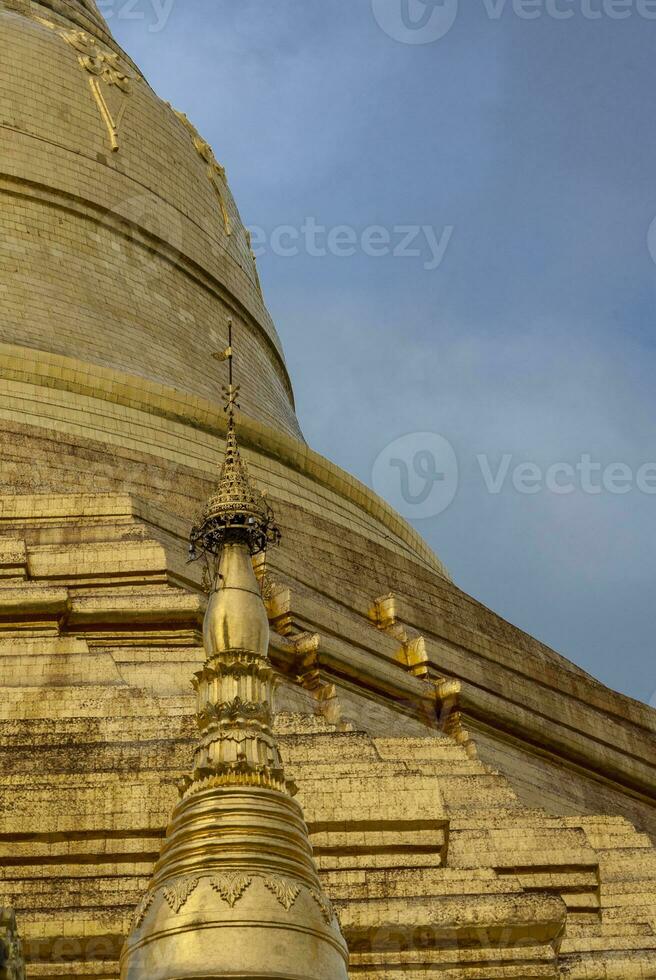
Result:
[189, 320, 281, 569]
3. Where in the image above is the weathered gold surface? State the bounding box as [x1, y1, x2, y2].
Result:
[0, 1, 655, 977]
[0, 493, 653, 977]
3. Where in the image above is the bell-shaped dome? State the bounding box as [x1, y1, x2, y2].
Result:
[0, 0, 301, 438]
[122, 787, 349, 980]
[0, 0, 446, 590]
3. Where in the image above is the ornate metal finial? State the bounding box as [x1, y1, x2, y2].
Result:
[189, 321, 281, 569]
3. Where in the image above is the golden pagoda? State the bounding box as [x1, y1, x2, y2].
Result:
[121, 351, 348, 978]
[0, 1, 655, 977]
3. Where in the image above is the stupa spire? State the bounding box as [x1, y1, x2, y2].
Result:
[189, 319, 281, 570]
[120, 322, 349, 980]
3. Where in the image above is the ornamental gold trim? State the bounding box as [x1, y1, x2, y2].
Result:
[35, 17, 133, 152]
[209, 873, 253, 908]
[169, 105, 232, 236]
[162, 876, 200, 914]
[263, 876, 302, 911]
[130, 890, 155, 931]
[131, 875, 332, 925]
[310, 889, 336, 925]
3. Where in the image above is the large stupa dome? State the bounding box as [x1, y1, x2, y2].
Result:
[0, 0, 297, 435]
[0, 0, 442, 573]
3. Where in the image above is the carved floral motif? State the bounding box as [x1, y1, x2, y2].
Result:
[310, 889, 335, 925]
[198, 696, 272, 729]
[263, 876, 302, 911]
[162, 876, 199, 914]
[135, 874, 331, 919]
[210, 873, 253, 907]
[130, 890, 155, 930]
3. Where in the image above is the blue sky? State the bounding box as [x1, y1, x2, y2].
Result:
[109, 0, 656, 704]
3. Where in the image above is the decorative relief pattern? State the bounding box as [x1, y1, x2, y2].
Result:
[65, 29, 130, 88]
[131, 875, 332, 925]
[263, 876, 302, 911]
[36, 18, 132, 151]
[310, 889, 335, 925]
[210, 873, 253, 908]
[178, 765, 287, 799]
[198, 696, 272, 728]
[245, 228, 263, 294]
[194, 657, 275, 685]
[162, 876, 199, 914]
[130, 890, 155, 931]
[169, 106, 232, 236]
[201, 561, 213, 596]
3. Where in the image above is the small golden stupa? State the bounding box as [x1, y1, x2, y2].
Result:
[120, 330, 349, 979]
